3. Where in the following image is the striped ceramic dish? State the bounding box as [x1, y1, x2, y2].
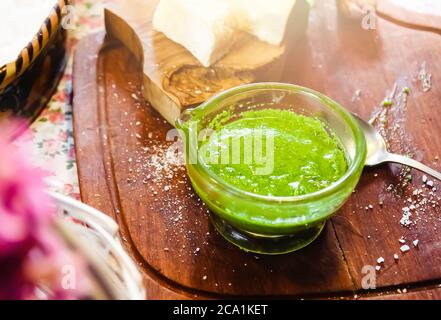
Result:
[0, 0, 69, 121]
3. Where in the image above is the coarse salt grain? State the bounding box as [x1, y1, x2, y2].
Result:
[400, 245, 410, 252]
[400, 207, 412, 226]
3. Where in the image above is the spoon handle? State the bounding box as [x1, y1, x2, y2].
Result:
[386, 153, 441, 181]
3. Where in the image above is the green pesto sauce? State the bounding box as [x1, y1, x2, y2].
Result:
[200, 109, 348, 197]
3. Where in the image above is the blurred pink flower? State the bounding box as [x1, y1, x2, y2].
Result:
[43, 139, 60, 154]
[58, 130, 69, 142]
[0, 135, 51, 256]
[0, 122, 90, 300]
[63, 183, 74, 195]
[67, 145, 76, 159]
[48, 112, 65, 125]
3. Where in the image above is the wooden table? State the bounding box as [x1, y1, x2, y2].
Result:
[72, 0, 441, 299]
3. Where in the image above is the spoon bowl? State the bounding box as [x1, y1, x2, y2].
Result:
[353, 114, 389, 166]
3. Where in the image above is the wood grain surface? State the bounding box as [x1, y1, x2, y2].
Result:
[73, 0, 441, 299]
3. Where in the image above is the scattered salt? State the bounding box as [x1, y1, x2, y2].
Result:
[418, 61, 432, 92]
[400, 207, 412, 226]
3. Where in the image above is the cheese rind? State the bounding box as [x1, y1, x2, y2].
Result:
[153, 0, 238, 67]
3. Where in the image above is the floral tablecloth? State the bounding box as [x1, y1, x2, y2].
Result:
[15, 0, 111, 200]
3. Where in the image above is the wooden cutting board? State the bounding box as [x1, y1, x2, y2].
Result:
[73, 0, 441, 299]
[103, 0, 310, 124]
[377, 0, 441, 31]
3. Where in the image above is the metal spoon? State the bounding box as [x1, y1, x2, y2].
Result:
[354, 115, 441, 181]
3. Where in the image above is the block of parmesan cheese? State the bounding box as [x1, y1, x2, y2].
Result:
[230, 0, 298, 46]
[153, 0, 313, 67]
[152, 0, 238, 67]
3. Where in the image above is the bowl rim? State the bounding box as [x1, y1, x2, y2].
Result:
[0, 0, 68, 91]
[178, 82, 367, 204]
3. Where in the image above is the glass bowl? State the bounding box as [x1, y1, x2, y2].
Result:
[176, 83, 366, 255]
